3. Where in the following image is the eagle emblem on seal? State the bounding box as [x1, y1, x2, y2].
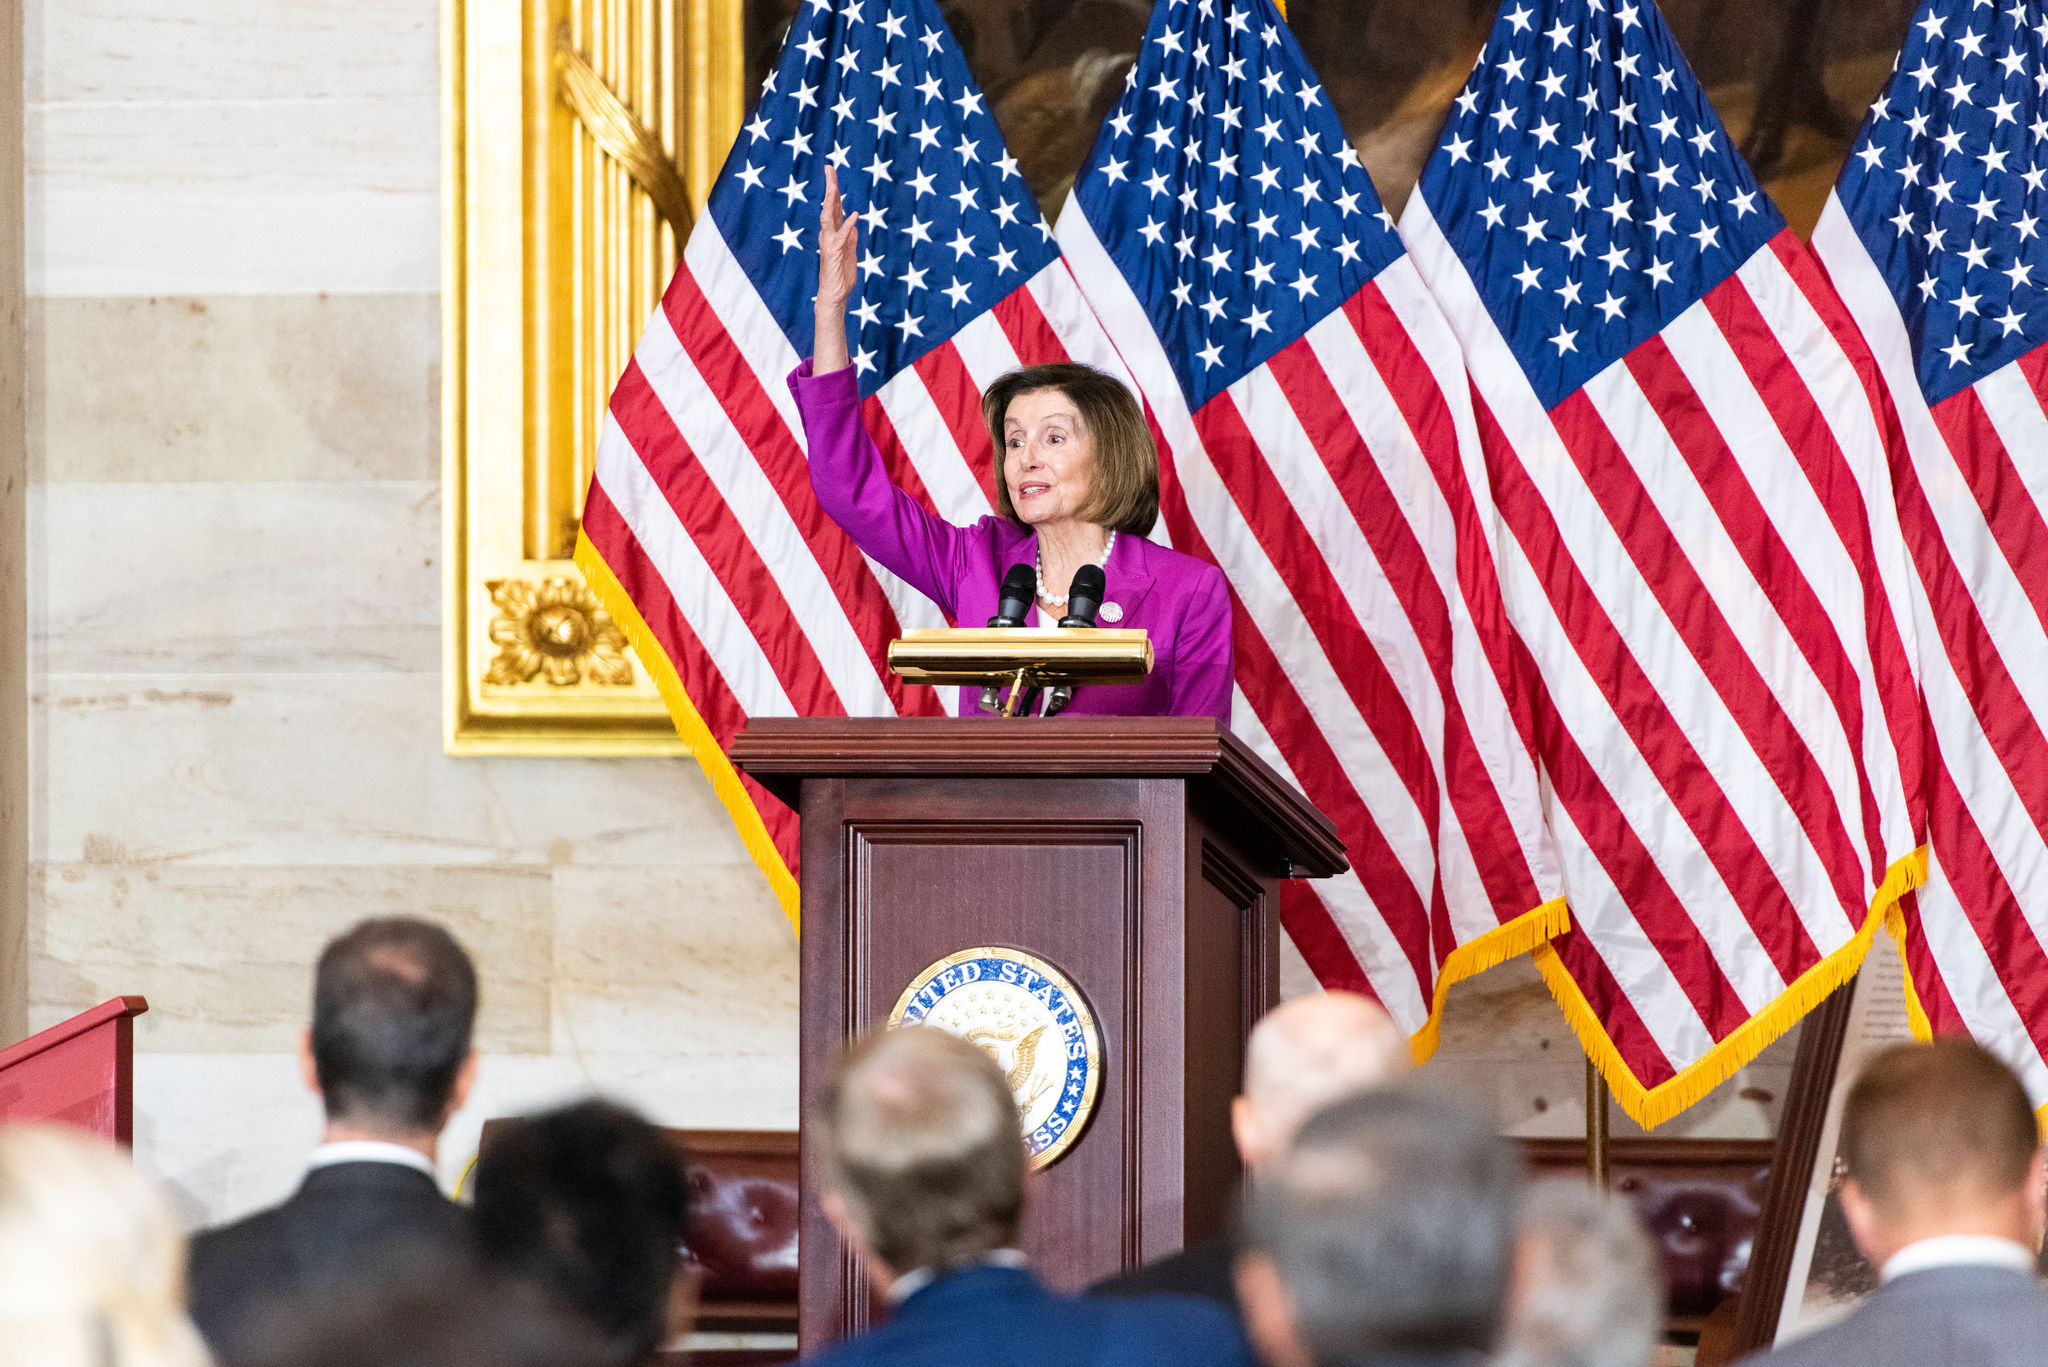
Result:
[888, 947, 1104, 1168]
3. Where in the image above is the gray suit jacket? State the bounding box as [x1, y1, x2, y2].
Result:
[1738, 1265, 2048, 1367]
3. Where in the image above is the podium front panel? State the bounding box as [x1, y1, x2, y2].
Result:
[733, 720, 1333, 1353]
[851, 804, 1141, 1286]
[796, 770, 1275, 1346]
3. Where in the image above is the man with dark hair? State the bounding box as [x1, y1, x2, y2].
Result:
[471, 1099, 693, 1365]
[188, 917, 481, 1363]
[1737, 1038, 2048, 1367]
[1235, 1085, 1522, 1367]
[801, 1026, 1252, 1367]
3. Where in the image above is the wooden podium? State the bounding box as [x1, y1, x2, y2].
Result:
[730, 717, 1346, 1350]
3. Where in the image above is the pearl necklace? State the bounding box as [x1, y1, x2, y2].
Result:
[1035, 530, 1116, 610]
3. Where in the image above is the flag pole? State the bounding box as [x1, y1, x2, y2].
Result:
[1585, 1055, 1611, 1190]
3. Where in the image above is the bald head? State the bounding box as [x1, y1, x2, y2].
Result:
[1233, 992, 1410, 1172]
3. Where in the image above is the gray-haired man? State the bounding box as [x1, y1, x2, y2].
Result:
[1234, 1085, 1522, 1367]
[801, 1025, 1253, 1367]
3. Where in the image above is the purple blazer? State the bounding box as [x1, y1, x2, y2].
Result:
[790, 362, 1234, 724]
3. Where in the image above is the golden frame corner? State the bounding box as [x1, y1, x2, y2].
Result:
[442, 0, 746, 755]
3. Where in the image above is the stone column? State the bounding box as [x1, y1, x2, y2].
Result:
[0, 0, 26, 1043]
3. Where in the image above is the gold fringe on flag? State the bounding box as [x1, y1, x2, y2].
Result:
[1406, 896, 1571, 1063]
[575, 530, 802, 931]
[1538, 846, 1930, 1130]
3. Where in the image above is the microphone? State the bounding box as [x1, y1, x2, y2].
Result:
[980, 562, 1038, 714]
[1046, 564, 1108, 717]
[1058, 564, 1106, 629]
[989, 562, 1037, 628]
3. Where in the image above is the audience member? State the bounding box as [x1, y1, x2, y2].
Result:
[471, 1098, 692, 1365]
[1091, 991, 1408, 1313]
[236, 1262, 616, 1367]
[0, 1123, 212, 1367]
[1498, 1180, 1664, 1367]
[803, 1025, 1253, 1367]
[187, 916, 480, 1364]
[1735, 1038, 2048, 1367]
[1235, 1085, 1521, 1367]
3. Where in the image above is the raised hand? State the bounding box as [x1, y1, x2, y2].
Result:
[814, 166, 860, 374]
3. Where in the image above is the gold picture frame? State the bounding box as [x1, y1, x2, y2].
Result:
[442, 0, 748, 754]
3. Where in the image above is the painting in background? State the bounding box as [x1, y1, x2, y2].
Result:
[1730, 938, 1915, 1355]
[743, 0, 1918, 231]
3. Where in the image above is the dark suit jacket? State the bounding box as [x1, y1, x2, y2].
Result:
[1735, 1264, 2048, 1367]
[1087, 1236, 1240, 1318]
[187, 1160, 469, 1364]
[799, 1264, 1254, 1367]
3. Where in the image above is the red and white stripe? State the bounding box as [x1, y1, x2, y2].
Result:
[1815, 192, 2048, 1105]
[1058, 201, 1565, 1033]
[1403, 196, 1926, 1106]
[584, 218, 1115, 876]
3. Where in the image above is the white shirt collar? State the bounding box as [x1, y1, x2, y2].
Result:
[1881, 1234, 2036, 1283]
[307, 1140, 438, 1180]
[887, 1249, 1028, 1304]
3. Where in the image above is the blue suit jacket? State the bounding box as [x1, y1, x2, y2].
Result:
[799, 1264, 1255, 1367]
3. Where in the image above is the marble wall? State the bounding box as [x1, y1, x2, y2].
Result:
[15, 0, 1792, 1232]
[2, 0, 24, 1045]
[21, 0, 797, 1228]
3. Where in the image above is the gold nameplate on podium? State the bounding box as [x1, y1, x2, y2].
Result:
[888, 628, 1153, 715]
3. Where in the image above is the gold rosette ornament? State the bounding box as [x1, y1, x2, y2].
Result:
[484, 576, 634, 687]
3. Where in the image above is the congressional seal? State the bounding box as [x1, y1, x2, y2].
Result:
[888, 947, 1103, 1168]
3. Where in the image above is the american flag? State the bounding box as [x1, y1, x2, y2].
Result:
[1056, 0, 1567, 1041]
[1814, 0, 2048, 1105]
[575, 0, 1129, 911]
[1401, 0, 1928, 1124]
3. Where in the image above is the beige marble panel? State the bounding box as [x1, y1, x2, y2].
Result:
[551, 863, 799, 1059]
[1, 0, 26, 1039]
[133, 1051, 323, 1229]
[440, 1050, 804, 1200]
[39, 671, 765, 868]
[140, 1047, 803, 1231]
[31, 862, 554, 1055]
[27, 0, 436, 104]
[35, 482, 438, 674]
[138, 1032, 803, 1230]
[30, 296, 438, 483]
[27, 97, 437, 295]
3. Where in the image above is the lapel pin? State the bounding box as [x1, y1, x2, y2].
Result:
[1100, 602, 1124, 623]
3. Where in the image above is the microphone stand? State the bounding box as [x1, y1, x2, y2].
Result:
[1042, 565, 1107, 718]
[980, 563, 1038, 715]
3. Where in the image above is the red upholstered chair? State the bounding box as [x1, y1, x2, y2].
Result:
[670, 1129, 800, 1335]
[1523, 1138, 1774, 1341]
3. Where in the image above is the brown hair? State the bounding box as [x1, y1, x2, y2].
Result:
[1840, 1038, 2039, 1211]
[980, 363, 1159, 536]
[817, 1027, 1026, 1274]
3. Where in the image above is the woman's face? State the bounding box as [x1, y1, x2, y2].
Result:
[1002, 388, 1097, 528]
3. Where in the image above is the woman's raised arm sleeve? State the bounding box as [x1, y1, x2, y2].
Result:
[790, 361, 969, 617]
